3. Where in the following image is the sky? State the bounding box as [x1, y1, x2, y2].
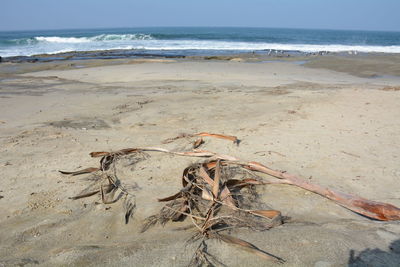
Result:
[1, 0, 399, 32]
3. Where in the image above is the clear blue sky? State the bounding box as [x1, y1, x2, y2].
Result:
[1, 0, 399, 31]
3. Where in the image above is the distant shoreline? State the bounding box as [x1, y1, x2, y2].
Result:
[1, 50, 400, 80]
[1, 48, 396, 64]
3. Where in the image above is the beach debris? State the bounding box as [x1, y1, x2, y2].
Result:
[340, 150, 361, 158]
[381, 86, 400, 91]
[141, 159, 284, 264]
[193, 138, 204, 149]
[59, 167, 99, 176]
[162, 132, 239, 145]
[254, 150, 287, 157]
[60, 150, 146, 223]
[234, 160, 400, 221]
[59, 132, 400, 264]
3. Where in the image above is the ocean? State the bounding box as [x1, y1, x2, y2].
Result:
[1, 27, 400, 59]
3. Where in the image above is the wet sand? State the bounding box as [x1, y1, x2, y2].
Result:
[0, 54, 400, 266]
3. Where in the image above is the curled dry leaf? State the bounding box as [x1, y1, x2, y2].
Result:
[193, 138, 204, 149]
[195, 132, 239, 144]
[249, 210, 281, 220]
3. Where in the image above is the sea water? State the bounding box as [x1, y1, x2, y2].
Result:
[1, 27, 400, 58]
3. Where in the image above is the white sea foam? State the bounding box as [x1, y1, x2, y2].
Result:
[33, 34, 153, 44]
[90, 34, 153, 41]
[134, 40, 400, 53]
[35, 36, 91, 43]
[3, 37, 400, 57]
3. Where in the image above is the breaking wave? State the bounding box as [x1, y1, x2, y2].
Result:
[34, 34, 153, 43]
[1, 28, 400, 57]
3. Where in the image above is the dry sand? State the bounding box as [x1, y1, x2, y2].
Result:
[0, 55, 400, 266]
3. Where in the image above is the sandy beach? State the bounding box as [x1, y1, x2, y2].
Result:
[1, 54, 400, 266]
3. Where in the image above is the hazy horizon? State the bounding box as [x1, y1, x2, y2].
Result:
[1, 0, 399, 32]
[1, 25, 399, 34]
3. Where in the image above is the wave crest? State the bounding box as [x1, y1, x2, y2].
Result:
[2, 36, 400, 57]
[90, 34, 153, 41]
[33, 34, 153, 43]
[35, 36, 90, 43]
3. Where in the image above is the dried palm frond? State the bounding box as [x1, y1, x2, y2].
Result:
[59, 132, 400, 266]
[145, 160, 284, 264]
[162, 132, 239, 145]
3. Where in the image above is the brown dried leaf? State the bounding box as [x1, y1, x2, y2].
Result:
[161, 133, 192, 144]
[212, 160, 221, 198]
[175, 150, 216, 157]
[162, 132, 238, 144]
[220, 185, 237, 208]
[90, 152, 110, 157]
[249, 210, 281, 219]
[118, 148, 140, 155]
[243, 160, 400, 221]
[59, 167, 99, 176]
[193, 138, 204, 149]
[199, 165, 214, 187]
[158, 191, 183, 202]
[201, 188, 213, 201]
[195, 132, 238, 144]
[226, 178, 264, 189]
[205, 161, 217, 169]
[327, 190, 400, 221]
[90, 148, 139, 158]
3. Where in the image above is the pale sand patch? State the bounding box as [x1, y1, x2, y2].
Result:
[1, 59, 399, 266]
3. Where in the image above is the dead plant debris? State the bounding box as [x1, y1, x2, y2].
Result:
[381, 86, 400, 91]
[162, 132, 239, 146]
[59, 132, 400, 265]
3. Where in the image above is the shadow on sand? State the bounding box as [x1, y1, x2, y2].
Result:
[349, 239, 400, 267]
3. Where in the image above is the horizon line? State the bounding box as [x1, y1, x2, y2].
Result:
[1, 25, 399, 34]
